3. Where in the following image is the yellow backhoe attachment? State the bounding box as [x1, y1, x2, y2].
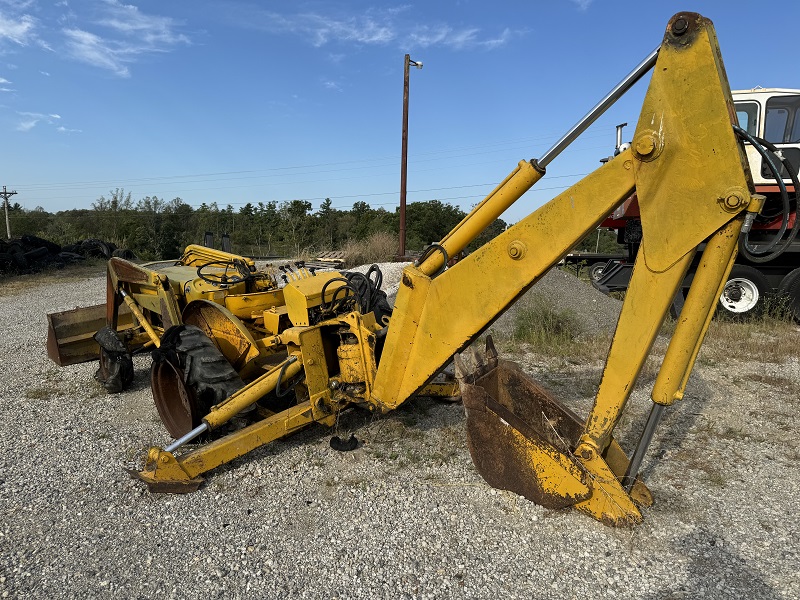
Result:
[128, 13, 758, 520]
[372, 12, 758, 526]
[44, 12, 766, 526]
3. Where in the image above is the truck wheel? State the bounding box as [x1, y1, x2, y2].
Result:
[779, 268, 800, 322]
[589, 262, 606, 282]
[778, 268, 800, 297]
[718, 265, 770, 318]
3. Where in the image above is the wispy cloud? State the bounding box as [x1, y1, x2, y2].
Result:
[237, 7, 516, 51]
[570, 0, 594, 10]
[0, 11, 37, 46]
[407, 24, 516, 50]
[16, 110, 54, 131]
[251, 10, 394, 47]
[2, 1, 187, 77]
[322, 79, 342, 92]
[62, 2, 189, 77]
[97, 0, 189, 46]
[15, 110, 76, 132]
[0, 4, 52, 51]
[64, 27, 130, 76]
[480, 28, 513, 50]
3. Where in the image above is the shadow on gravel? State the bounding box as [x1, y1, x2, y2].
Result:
[635, 373, 715, 484]
[641, 526, 782, 600]
[202, 395, 467, 485]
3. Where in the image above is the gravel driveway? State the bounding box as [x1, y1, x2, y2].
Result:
[0, 266, 798, 599]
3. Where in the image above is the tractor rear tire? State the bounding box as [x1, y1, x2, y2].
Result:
[151, 325, 244, 439]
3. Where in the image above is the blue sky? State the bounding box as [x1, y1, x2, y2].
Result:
[1, 0, 798, 224]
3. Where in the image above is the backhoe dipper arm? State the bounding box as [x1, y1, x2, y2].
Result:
[371, 13, 756, 525]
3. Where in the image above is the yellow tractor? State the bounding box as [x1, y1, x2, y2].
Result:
[47, 13, 787, 527]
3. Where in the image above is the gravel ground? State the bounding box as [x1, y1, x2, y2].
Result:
[0, 264, 798, 599]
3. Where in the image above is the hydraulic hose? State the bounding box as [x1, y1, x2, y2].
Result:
[733, 125, 799, 262]
[366, 264, 383, 294]
[320, 277, 352, 313]
[345, 272, 373, 312]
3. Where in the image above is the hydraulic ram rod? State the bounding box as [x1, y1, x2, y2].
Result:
[537, 47, 659, 168]
[419, 47, 660, 278]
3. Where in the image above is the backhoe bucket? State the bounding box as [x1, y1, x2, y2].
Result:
[459, 353, 591, 509]
[457, 339, 652, 520]
[46, 303, 133, 366]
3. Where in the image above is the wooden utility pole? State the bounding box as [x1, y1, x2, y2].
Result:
[399, 54, 422, 259]
[1, 186, 17, 240]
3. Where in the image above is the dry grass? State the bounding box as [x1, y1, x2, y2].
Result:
[496, 284, 799, 371]
[341, 232, 397, 267]
[700, 314, 800, 365]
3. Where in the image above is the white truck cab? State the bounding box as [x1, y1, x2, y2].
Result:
[733, 88, 800, 187]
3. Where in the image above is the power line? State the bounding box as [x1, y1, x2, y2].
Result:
[17, 173, 588, 211]
[11, 129, 617, 194]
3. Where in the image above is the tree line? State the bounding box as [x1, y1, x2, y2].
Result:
[4, 189, 509, 260]
[5, 188, 621, 261]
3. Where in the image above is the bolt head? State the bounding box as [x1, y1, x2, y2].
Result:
[725, 194, 742, 209]
[635, 135, 656, 156]
[507, 240, 527, 260]
[672, 18, 689, 35]
[719, 191, 746, 212]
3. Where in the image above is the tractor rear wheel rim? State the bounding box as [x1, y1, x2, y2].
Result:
[151, 359, 200, 439]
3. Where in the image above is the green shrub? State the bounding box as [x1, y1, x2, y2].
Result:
[510, 296, 584, 355]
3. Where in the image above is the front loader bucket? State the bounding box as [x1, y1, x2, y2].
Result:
[457, 339, 652, 523]
[46, 303, 133, 366]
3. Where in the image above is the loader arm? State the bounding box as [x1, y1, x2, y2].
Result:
[371, 12, 756, 525]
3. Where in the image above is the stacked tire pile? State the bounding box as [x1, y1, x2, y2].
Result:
[0, 236, 136, 274]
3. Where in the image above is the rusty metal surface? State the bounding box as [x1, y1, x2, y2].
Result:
[462, 359, 591, 509]
[151, 358, 199, 439]
[46, 303, 133, 366]
[108, 256, 151, 283]
[46, 303, 106, 365]
[182, 300, 260, 371]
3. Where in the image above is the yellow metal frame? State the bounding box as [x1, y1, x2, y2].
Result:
[372, 12, 755, 525]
